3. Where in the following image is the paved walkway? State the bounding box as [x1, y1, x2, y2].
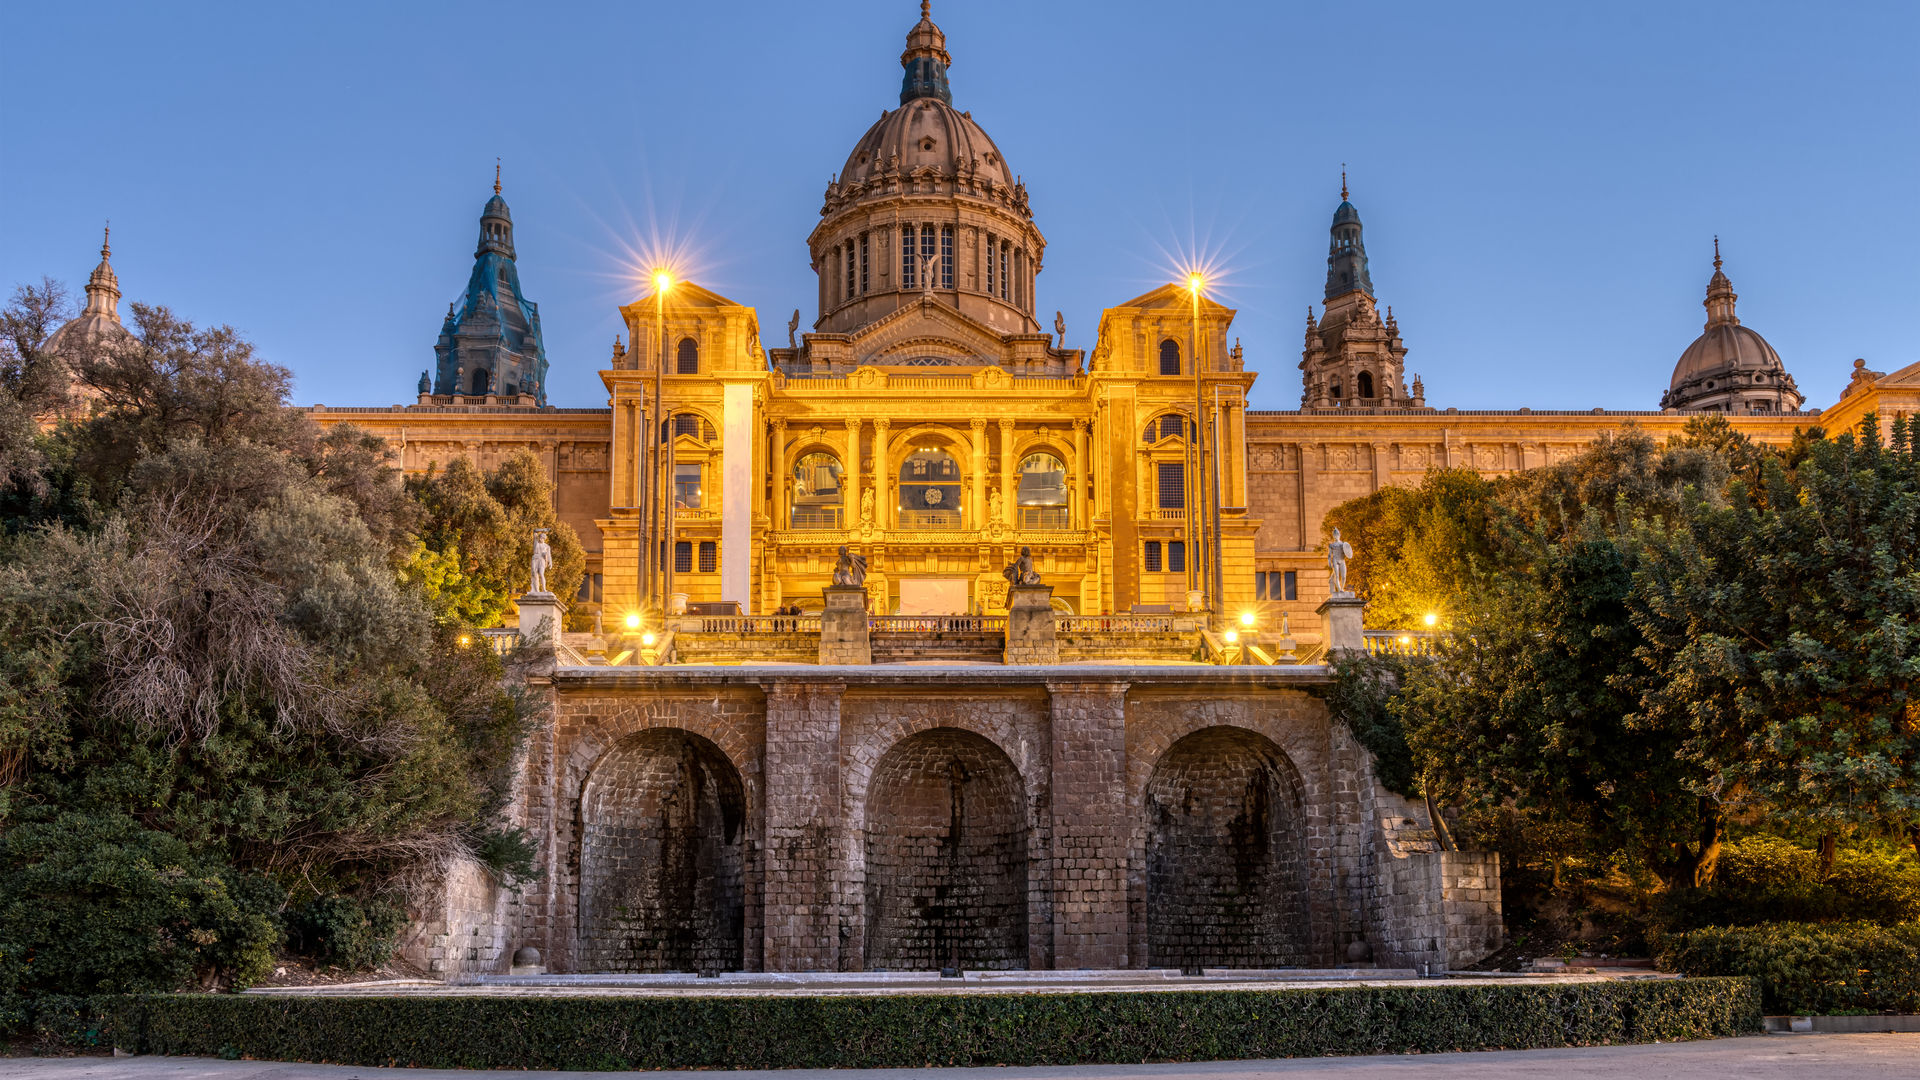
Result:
[5, 1035, 1918, 1079]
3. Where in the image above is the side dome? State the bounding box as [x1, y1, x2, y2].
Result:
[1661, 243, 1802, 413]
[45, 227, 135, 360]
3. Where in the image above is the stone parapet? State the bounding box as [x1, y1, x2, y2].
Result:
[819, 586, 871, 665]
[1003, 585, 1059, 665]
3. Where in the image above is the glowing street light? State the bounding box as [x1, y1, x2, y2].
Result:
[1423, 612, 1439, 627]
[625, 612, 642, 630]
[1240, 611, 1256, 628]
[641, 632, 657, 648]
[652, 269, 675, 295]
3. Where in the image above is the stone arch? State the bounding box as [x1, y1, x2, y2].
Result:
[862, 727, 1030, 970]
[576, 728, 748, 973]
[1143, 725, 1311, 969]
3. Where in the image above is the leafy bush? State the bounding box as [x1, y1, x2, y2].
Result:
[287, 895, 407, 971]
[1657, 921, 1920, 1014]
[1661, 836, 1920, 929]
[1328, 653, 1416, 796]
[105, 978, 1758, 1068]
[0, 812, 282, 995]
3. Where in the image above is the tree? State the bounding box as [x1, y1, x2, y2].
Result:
[0, 279, 73, 499]
[406, 448, 584, 628]
[1322, 467, 1503, 628]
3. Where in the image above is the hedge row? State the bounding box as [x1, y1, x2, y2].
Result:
[98, 979, 1760, 1070]
[1658, 921, 1920, 1015]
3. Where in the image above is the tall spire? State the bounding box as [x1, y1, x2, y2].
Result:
[1340, 165, 1348, 201]
[899, 0, 952, 105]
[494, 158, 502, 195]
[1325, 179, 1373, 301]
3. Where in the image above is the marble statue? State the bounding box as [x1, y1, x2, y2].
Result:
[1054, 311, 1066, 343]
[529, 528, 553, 595]
[859, 488, 875, 523]
[987, 487, 1004, 523]
[1327, 527, 1354, 596]
[787, 309, 800, 349]
[832, 544, 868, 586]
[1002, 545, 1040, 586]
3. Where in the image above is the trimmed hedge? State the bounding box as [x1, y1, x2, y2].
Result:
[101, 979, 1760, 1070]
[1658, 921, 1920, 1015]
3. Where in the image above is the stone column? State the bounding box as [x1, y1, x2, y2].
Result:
[721, 382, 754, 610]
[998, 418, 1017, 528]
[762, 680, 846, 972]
[842, 419, 862, 530]
[1071, 419, 1088, 529]
[1046, 681, 1131, 968]
[872, 419, 891, 530]
[969, 417, 989, 525]
[772, 419, 788, 527]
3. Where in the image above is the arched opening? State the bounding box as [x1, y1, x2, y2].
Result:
[1016, 451, 1067, 529]
[1159, 339, 1181, 376]
[471, 367, 490, 395]
[791, 450, 844, 528]
[676, 337, 700, 375]
[577, 730, 747, 973]
[898, 446, 962, 529]
[1145, 727, 1310, 969]
[864, 728, 1028, 970]
[1357, 371, 1375, 399]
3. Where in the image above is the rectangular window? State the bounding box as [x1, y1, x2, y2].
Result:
[920, 224, 937, 288]
[901, 225, 916, 288]
[593, 572, 603, 603]
[1157, 462, 1186, 509]
[845, 240, 855, 300]
[999, 243, 1010, 299]
[577, 575, 593, 601]
[985, 233, 996, 296]
[698, 541, 717, 573]
[940, 225, 953, 288]
[1283, 570, 1298, 601]
[673, 541, 693, 573]
[859, 232, 869, 293]
[1255, 572, 1269, 600]
[674, 463, 701, 509]
[1168, 541, 1186, 573]
[1143, 540, 1162, 573]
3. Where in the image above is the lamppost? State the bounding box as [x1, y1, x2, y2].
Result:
[1186, 272, 1221, 624]
[651, 269, 675, 611]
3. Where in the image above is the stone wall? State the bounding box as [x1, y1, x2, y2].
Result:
[486, 666, 1498, 976]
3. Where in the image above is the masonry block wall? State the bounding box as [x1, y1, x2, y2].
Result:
[469, 668, 1499, 976]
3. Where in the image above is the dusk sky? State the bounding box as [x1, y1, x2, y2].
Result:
[5, 0, 1915, 414]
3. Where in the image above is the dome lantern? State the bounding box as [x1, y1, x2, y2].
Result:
[1661, 240, 1803, 414]
[899, 0, 952, 105]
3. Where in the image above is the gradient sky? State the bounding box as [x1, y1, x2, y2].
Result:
[5, 0, 1915, 414]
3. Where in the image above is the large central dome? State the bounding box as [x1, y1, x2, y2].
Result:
[807, 2, 1044, 340]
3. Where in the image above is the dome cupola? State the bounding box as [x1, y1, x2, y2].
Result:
[45, 224, 135, 361]
[900, 0, 952, 105]
[477, 161, 515, 260]
[1661, 239, 1802, 414]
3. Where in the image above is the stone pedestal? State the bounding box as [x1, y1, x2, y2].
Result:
[1316, 594, 1365, 656]
[819, 586, 871, 665]
[1004, 584, 1059, 665]
[517, 591, 562, 647]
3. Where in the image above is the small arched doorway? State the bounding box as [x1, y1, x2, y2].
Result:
[864, 728, 1029, 970]
[577, 730, 747, 973]
[1145, 727, 1310, 968]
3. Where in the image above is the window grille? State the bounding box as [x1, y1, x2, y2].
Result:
[1168, 541, 1186, 573]
[1143, 541, 1162, 573]
[1157, 462, 1185, 509]
[999, 242, 1010, 300]
[673, 541, 692, 573]
[676, 338, 699, 374]
[901, 225, 917, 288]
[940, 225, 953, 288]
[1160, 339, 1181, 376]
[844, 240, 855, 300]
[1161, 414, 1186, 440]
[985, 234, 996, 296]
[859, 233, 869, 293]
[921, 225, 936, 286]
[698, 541, 717, 573]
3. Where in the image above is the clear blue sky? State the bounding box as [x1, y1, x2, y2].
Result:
[5, 0, 1915, 414]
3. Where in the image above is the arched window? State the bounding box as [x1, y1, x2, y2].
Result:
[790, 451, 844, 529]
[1159, 339, 1181, 376]
[1330, 381, 1343, 403]
[471, 367, 490, 395]
[676, 337, 699, 374]
[1357, 371, 1375, 399]
[667, 412, 715, 442]
[1016, 452, 1068, 529]
[898, 447, 961, 529]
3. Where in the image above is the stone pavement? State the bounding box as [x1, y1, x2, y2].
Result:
[4, 1034, 1917, 1079]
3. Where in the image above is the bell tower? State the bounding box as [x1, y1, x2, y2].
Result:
[1298, 175, 1418, 410]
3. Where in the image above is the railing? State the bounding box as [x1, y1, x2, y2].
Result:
[676, 615, 822, 634]
[789, 506, 844, 529]
[1017, 506, 1070, 530]
[870, 615, 1007, 632]
[885, 375, 976, 390]
[778, 375, 849, 390]
[478, 628, 521, 655]
[1057, 615, 1177, 632]
[1364, 630, 1438, 657]
[1011, 375, 1085, 390]
[671, 507, 719, 522]
[1143, 508, 1186, 522]
[897, 509, 964, 529]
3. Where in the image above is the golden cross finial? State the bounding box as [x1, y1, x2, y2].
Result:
[1713, 235, 1722, 270]
[494, 158, 502, 195]
[1340, 165, 1348, 201]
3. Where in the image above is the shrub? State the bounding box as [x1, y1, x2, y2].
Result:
[287, 895, 407, 971]
[0, 812, 282, 995]
[1661, 836, 1920, 930]
[1657, 921, 1920, 1015]
[102, 979, 1759, 1068]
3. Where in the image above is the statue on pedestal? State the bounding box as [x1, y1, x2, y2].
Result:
[1002, 545, 1040, 586]
[529, 528, 553, 595]
[860, 488, 875, 524]
[1327, 527, 1354, 597]
[987, 487, 1004, 525]
[832, 544, 868, 587]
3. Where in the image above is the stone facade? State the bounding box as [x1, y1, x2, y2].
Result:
[412, 665, 1508, 976]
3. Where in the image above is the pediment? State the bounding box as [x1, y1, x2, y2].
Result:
[1871, 358, 1920, 387]
[848, 297, 1009, 365]
[617, 280, 746, 319]
[1109, 282, 1235, 317]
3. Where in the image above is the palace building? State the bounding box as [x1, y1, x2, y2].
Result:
[44, 1, 1916, 982]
